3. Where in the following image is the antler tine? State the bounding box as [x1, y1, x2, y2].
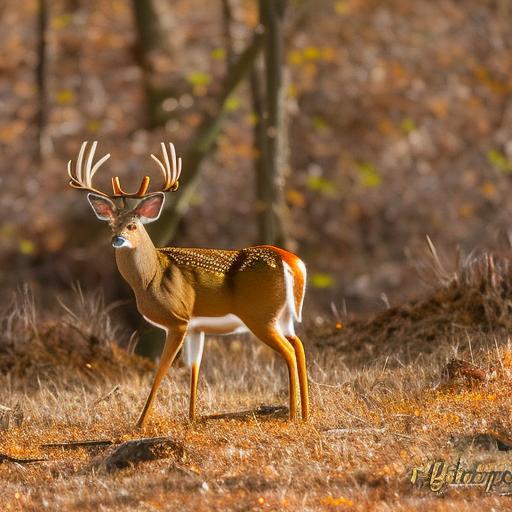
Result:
[85, 140, 98, 187]
[68, 140, 112, 197]
[161, 142, 171, 188]
[90, 153, 111, 181]
[76, 141, 87, 183]
[150, 142, 181, 192]
[168, 142, 182, 184]
[150, 153, 166, 178]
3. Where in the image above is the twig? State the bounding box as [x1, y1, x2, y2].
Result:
[0, 453, 46, 464]
[93, 385, 121, 406]
[204, 405, 288, 420]
[41, 440, 113, 449]
[322, 427, 386, 435]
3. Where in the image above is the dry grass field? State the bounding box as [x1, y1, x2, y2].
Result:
[2, 253, 512, 511]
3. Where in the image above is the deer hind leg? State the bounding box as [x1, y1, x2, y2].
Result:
[248, 323, 299, 420]
[286, 335, 309, 420]
[136, 324, 188, 428]
[182, 330, 205, 421]
[279, 309, 309, 421]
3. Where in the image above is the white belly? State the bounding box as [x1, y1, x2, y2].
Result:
[183, 314, 248, 368]
[188, 314, 248, 335]
[142, 314, 248, 369]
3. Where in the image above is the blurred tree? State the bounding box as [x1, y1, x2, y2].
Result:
[36, 0, 48, 161]
[250, 59, 268, 243]
[131, 0, 170, 128]
[255, 0, 289, 247]
[221, 0, 290, 247]
[221, 0, 235, 66]
[222, 0, 269, 246]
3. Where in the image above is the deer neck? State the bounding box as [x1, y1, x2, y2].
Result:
[114, 228, 160, 291]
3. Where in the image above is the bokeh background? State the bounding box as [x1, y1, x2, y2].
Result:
[2, 0, 512, 322]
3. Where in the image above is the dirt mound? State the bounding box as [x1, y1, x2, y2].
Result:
[0, 287, 152, 386]
[317, 250, 512, 363]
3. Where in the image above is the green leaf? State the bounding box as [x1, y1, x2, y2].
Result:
[312, 116, 329, 132]
[186, 72, 212, 87]
[303, 46, 321, 61]
[211, 48, 226, 61]
[87, 119, 101, 133]
[487, 149, 512, 173]
[335, 1, 350, 15]
[401, 117, 416, 134]
[224, 96, 240, 112]
[306, 175, 337, 195]
[52, 13, 72, 29]
[19, 239, 35, 255]
[56, 89, 75, 105]
[356, 162, 381, 187]
[310, 273, 334, 289]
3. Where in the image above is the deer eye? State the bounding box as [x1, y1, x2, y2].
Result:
[127, 223, 137, 231]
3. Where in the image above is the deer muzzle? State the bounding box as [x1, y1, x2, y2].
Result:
[112, 235, 131, 249]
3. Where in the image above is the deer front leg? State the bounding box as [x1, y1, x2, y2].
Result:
[182, 330, 205, 421]
[136, 323, 188, 428]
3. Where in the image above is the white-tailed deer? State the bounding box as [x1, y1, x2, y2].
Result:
[68, 141, 309, 426]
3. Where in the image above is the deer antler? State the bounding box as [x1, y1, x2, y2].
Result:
[69, 141, 182, 199]
[150, 142, 182, 192]
[67, 141, 112, 197]
[111, 175, 151, 198]
[111, 142, 182, 197]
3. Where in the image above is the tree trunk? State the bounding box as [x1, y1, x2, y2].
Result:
[36, 0, 48, 162]
[131, 0, 168, 128]
[249, 60, 269, 244]
[258, 0, 289, 247]
[221, 0, 235, 66]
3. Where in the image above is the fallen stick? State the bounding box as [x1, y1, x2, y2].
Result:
[322, 427, 386, 435]
[0, 453, 46, 464]
[204, 405, 288, 420]
[41, 440, 113, 449]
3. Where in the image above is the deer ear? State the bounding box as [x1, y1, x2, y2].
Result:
[87, 193, 116, 221]
[133, 192, 165, 224]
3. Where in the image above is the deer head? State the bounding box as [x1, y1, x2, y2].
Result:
[68, 141, 182, 249]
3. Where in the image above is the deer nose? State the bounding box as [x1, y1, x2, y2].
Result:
[112, 236, 127, 248]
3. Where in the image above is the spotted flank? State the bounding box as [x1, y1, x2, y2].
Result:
[157, 246, 280, 274]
